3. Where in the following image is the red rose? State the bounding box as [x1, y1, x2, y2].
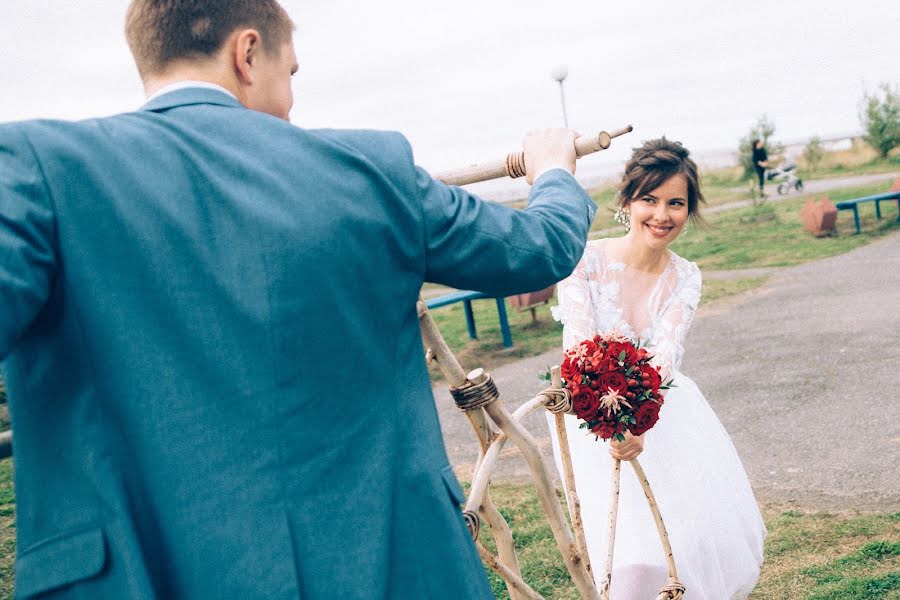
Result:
[605, 341, 625, 361]
[628, 400, 661, 436]
[580, 339, 599, 356]
[591, 420, 617, 440]
[598, 371, 627, 395]
[561, 356, 582, 388]
[641, 365, 662, 394]
[572, 386, 600, 420]
[583, 352, 603, 373]
[606, 341, 639, 365]
[602, 355, 622, 374]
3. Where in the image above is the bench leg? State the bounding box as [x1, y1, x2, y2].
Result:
[495, 298, 513, 348]
[875, 199, 882, 220]
[852, 205, 861, 234]
[463, 300, 478, 340]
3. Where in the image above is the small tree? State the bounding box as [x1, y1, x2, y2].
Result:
[860, 83, 900, 158]
[736, 114, 784, 179]
[803, 136, 824, 173]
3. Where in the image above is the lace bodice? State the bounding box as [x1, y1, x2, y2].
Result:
[551, 239, 702, 378]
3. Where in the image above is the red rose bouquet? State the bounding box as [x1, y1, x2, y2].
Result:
[558, 334, 672, 442]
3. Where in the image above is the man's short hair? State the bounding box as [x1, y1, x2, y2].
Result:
[125, 0, 294, 77]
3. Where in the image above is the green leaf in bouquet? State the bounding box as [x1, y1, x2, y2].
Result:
[618, 351, 627, 362]
[628, 416, 636, 424]
[613, 432, 626, 442]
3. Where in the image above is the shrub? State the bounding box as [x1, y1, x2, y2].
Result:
[803, 136, 824, 172]
[860, 83, 900, 158]
[737, 114, 784, 179]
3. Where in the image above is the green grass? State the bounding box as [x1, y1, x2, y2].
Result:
[0, 378, 7, 434]
[753, 509, 900, 600]
[800, 143, 900, 180]
[671, 180, 900, 271]
[472, 483, 900, 600]
[475, 483, 580, 599]
[0, 459, 13, 600]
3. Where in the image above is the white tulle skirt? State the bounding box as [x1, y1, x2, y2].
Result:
[546, 371, 766, 600]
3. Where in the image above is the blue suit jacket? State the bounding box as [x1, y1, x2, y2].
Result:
[0, 88, 595, 599]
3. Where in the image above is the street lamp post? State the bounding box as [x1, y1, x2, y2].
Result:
[550, 65, 569, 128]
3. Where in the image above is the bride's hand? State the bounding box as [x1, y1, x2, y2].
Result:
[609, 431, 644, 461]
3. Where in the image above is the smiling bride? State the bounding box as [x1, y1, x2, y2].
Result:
[548, 138, 766, 599]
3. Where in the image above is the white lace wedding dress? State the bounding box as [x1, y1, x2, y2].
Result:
[547, 239, 766, 600]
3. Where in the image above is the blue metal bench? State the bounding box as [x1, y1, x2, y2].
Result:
[834, 191, 900, 234]
[426, 291, 513, 348]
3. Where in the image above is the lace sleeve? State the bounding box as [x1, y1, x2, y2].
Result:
[550, 256, 594, 349]
[648, 261, 701, 379]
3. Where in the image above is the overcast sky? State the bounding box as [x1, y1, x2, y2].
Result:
[3, 1, 898, 192]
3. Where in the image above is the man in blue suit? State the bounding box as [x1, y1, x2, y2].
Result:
[0, 1, 595, 598]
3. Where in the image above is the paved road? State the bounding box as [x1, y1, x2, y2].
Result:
[432, 231, 900, 511]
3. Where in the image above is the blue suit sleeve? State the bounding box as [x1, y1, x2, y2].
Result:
[0, 125, 57, 359]
[417, 166, 596, 296]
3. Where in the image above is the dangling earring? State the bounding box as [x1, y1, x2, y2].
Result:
[614, 207, 631, 230]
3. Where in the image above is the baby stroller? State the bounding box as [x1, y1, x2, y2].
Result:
[766, 159, 803, 195]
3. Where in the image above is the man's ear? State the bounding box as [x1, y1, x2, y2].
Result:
[232, 29, 262, 85]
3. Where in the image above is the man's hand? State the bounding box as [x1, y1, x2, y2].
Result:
[609, 430, 645, 461]
[523, 128, 578, 185]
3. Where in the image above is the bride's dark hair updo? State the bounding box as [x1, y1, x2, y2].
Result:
[618, 137, 705, 223]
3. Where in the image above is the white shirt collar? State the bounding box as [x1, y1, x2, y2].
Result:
[145, 81, 237, 104]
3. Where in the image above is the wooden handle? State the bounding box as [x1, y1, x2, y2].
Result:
[551, 367, 593, 581]
[599, 457, 622, 599]
[434, 125, 633, 187]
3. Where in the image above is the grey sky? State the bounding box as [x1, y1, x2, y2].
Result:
[3, 1, 898, 187]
